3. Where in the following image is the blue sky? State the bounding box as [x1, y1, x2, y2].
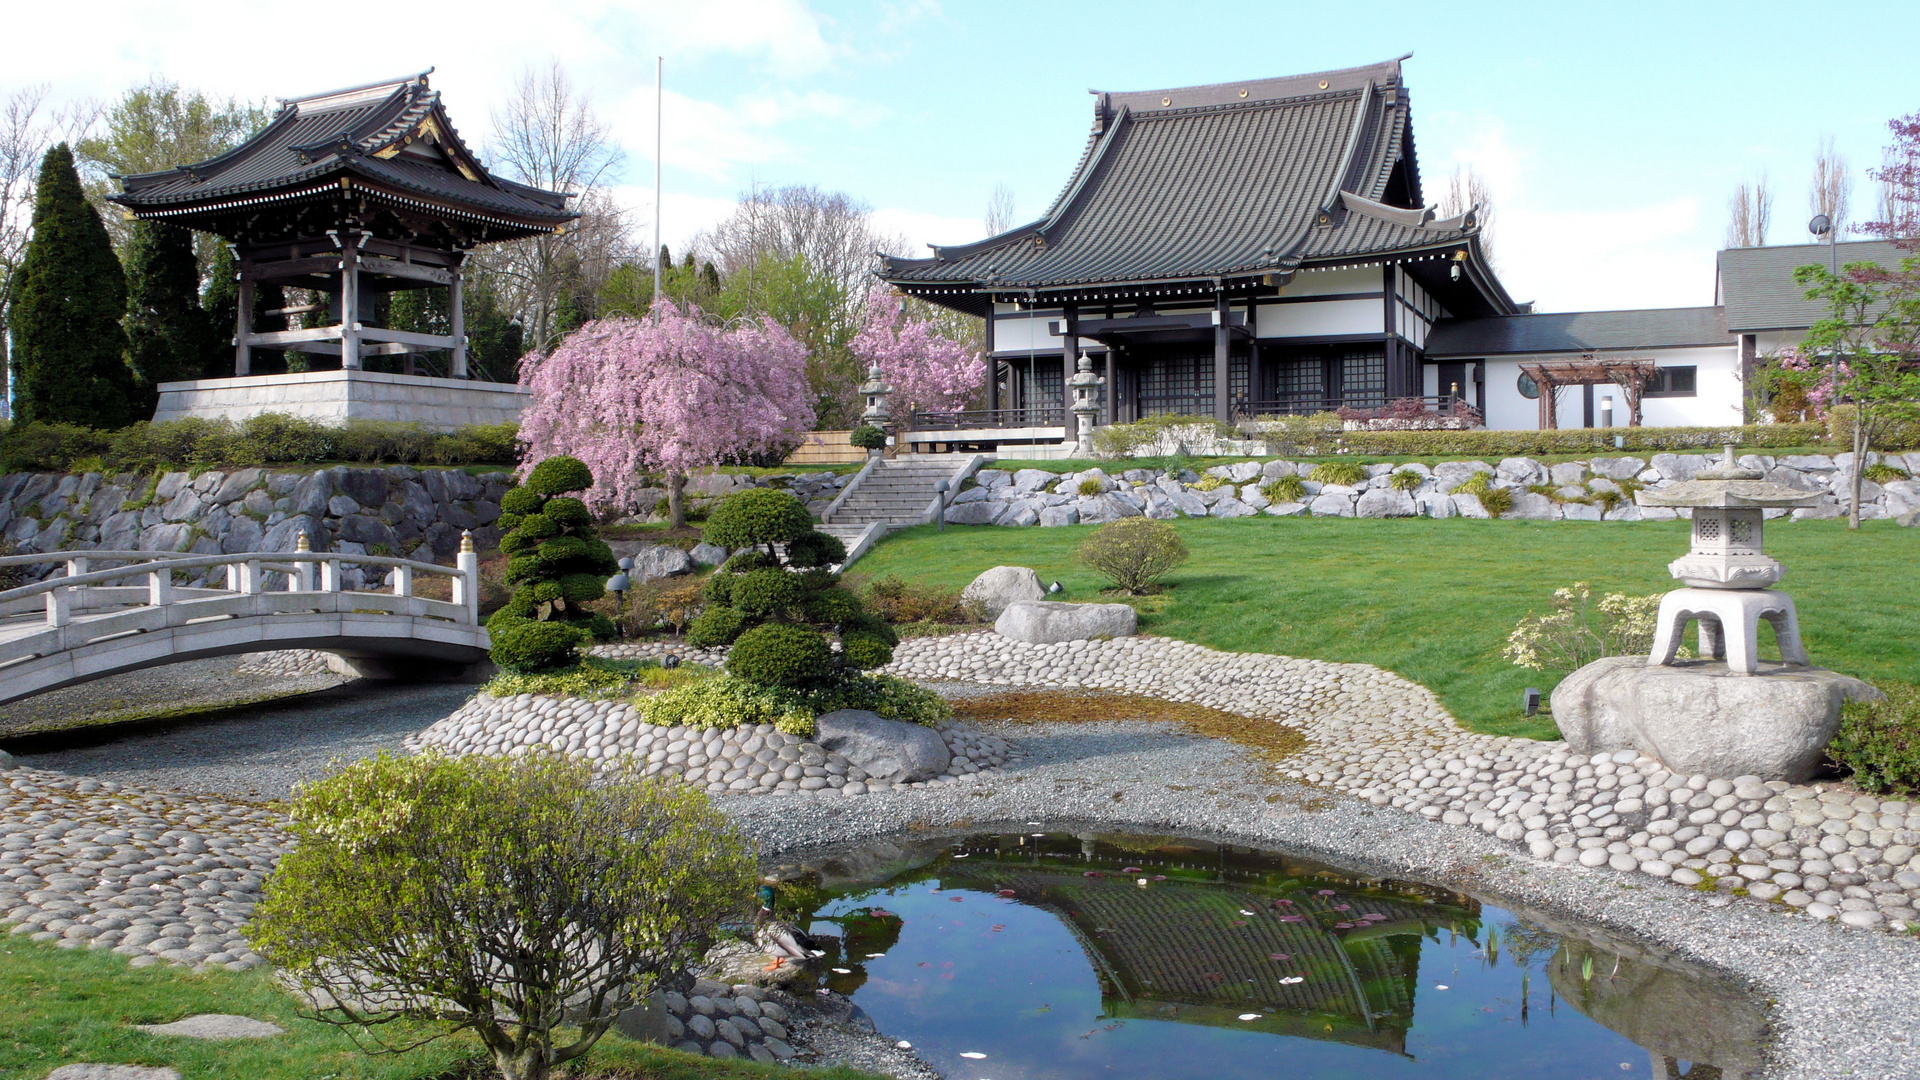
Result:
[11, 0, 1918, 312]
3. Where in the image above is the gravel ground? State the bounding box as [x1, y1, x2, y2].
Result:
[11, 681, 474, 800]
[0, 654, 345, 741]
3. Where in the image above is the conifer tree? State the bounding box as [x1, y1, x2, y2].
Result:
[200, 243, 238, 377]
[124, 218, 210, 405]
[11, 144, 135, 428]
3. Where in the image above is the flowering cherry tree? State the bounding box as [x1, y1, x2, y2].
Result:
[518, 300, 814, 526]
[848, 283, 986, 417]
[1759, 346, 1846, 421]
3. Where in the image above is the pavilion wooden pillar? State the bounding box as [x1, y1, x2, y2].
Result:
[339, 234, 362, 370]
[1213, 292, 1230, 423]
[984, 312, 998, 413]
[1059, 305, 1078, 417]
[449, 267, 468, 378]
[1102, 348, 1115, 424]
[233, 267, 254, 376]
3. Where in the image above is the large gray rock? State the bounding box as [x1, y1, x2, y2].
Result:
[1307, 492, 1355, 517]
[690, 542, 730, 566]
[994, 600, 1137, 644]
[1899, 509, 1920, 528]
[1354, 488, 1418, 518]
[1037, 505, 1079, 527]
[619, 543, 696, 582]
[960, 566, 1046, 617]
[1552, 655, 1882, 782]
[136, 1013, 285, 1040]
[814, 709, 951, 783]
[1503, 491, 1558, 520]
[1588, 456, 1648, 481]
[944, 500, 999, 526]
[1210, 498, 1257, 518]
[1076, 492, 1143, 524]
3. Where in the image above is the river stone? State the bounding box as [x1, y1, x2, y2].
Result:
[960, 566, 1047, 617]
[994, 600, 1137, 644]
[1553, 655, 1882, 782]
[46, 1060, 183, 1068]
[135, 1013, 285, 1040]
[814, 710, 951, 783]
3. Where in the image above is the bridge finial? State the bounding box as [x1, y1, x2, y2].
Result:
[460, 530, 475, 555]
[295, 532, 311, 553]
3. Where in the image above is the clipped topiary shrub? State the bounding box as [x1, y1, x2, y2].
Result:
[702, 488, 814, 553]
[486, 455, 619, 670]
[487, 618, 590, 672]
[849, 423, 888, 451]
[1077, 517, 1189, 595]
[1829, 682, 1920, 795]
[727, 622, 834, 688]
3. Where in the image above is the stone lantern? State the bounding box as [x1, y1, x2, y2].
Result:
[1067, 352, 1104, 451]
[1636, 446, 1821, 674]
[1553, 445, 1881, 782]
[859, 363, 893, 426]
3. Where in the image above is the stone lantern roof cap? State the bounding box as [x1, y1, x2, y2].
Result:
[1635, 446, 1822, 508]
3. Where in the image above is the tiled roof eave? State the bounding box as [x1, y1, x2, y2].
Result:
[120, 174, 569, 234]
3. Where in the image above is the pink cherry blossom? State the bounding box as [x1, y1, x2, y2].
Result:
[849, 283, 986, 417]
[516, 299, 815, 511]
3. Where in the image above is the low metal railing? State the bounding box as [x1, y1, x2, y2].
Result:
[909, 407, 1066, 430]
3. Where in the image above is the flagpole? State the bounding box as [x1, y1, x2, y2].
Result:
[653, 56, 664, 308]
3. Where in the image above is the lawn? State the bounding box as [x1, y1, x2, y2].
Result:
[0, 937, 884, 1080]
[857, 516, 1920, 740]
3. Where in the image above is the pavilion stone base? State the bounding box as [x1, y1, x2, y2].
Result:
[1552, 655, 1882, 782]
[151, 370, 529, 431]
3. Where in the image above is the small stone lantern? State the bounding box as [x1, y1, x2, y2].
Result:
[1636, 446, 1822, 674]
[859, 363, 893, 426]
[1067, 352, 1104, 451]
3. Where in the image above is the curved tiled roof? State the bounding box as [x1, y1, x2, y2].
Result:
[881, 58, 1478, 295]
[112, 73, 573, 235]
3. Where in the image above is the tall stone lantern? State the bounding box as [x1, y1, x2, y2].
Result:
[859, 363, 893, 426]
[1067, 352, 1105, 452]
[1552, 445, 1881, 781]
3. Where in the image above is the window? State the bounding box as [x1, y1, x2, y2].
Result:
[1338, 348, 1387, 408]
[1516, 372, 1540, 400]
[1644, 366, 1697, 397]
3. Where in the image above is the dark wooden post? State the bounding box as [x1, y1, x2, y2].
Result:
[450, 268, 467, 378]
[1059, 304, 1078, 418]
[340, 234, 362, 371]
[1213, 292, 1230, 423]
[1102, 348, 1115, 424]
[234, 265, 254, 376]
[984, 309, 998, 414]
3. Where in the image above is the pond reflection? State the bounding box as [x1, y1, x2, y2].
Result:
[768, 830, 1764, 1080]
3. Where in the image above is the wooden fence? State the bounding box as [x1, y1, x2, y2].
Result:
[784, 430, 868, 465]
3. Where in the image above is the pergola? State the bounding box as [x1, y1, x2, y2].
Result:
[1517, 357, 1658, 429]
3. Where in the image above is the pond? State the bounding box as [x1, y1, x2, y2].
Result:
[769, 829, 1765, 1080]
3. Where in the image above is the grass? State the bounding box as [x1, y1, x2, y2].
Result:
[0, 937, 886, 1080]
[857, 516, 1920, 740]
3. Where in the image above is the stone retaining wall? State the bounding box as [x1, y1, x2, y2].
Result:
[947, 452, 1920, 526]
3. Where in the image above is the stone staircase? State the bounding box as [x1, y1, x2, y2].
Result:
[819, 454, 987, 567]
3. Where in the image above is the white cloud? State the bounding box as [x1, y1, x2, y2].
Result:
[606, 86, 886, 185]
[605, 185, 737, 258]
[869, 207, 991, 255]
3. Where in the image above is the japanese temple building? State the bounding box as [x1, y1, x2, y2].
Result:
[881, 57, 1815, 445]
[110, 71, 572, 429]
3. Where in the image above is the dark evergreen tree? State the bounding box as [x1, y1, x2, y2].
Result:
[465, 282, 524, 383]
[124, 218, 210, 409]
[200, 243, 239, 377]
[11, 144, 135, 428]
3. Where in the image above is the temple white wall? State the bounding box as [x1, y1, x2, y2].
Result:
[1476, 345, 1744, 431]
[151, 370, 529, 431]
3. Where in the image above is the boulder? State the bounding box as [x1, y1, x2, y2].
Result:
[1264, 501, 1308, 517]
[1648, 453, 1710, 482]
[1417, 492, 1455, 519]
[690, 542, 730, 566]
[813, 709, 951, 783]
[1552, 655, 1882, 782]
[1503, 491, 1558, 520]
[993, 502, 1040, 527]
[1037, 505, 1079, 527]
[1560, 501, 1604, 522]
[1587, 456, 1649, 481]
[1010, 468, 1055, 493]
[1452, 493, 1490, 519]
[1496, 457, 1546, 486]
[994, 599, 1137, 644]
[950, 485, 992, 504]
[961, 566, 1046, 616]
[1354, 488, 1418, 518]
[1076, 492, 1143, 524]
[615, 543, 695, 582]
[1210, 498, 1258, 518]
[135, 1013, 285, 1040]
[1307, 492, 1355, 517]
[944, 500, 999, 526]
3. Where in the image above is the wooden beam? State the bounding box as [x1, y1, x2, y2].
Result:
[234, 273, 254, 376]
[247, 255, 344, 281]
[243, 326, 342, 347]
[449, 268, 467, 378]
[358, 326, 459, 349]
[1213, 293, 1230, 423]
[340, 235, 362, 371]
[281, 341, 412, 357]
[359, 256, 454, 285]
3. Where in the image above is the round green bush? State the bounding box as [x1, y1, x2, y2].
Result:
[721, 550, 779, 575]
[1076, 517, 1189, 595]
[703, 573, 736, 605]
[849, 424, 887, 451]
[687, 605, 746, 648]
[543, 496, 592, 528]
[496, 511, 525, 533]
[802, 586, 862, 626]
[702, 489, 813, 549]
[840, 631, 893, 670]
[500, 486, 543, 516]
[489, 618, 589, 672]
[726, 623, 832, 688]
[525, 455, 594, 496]
[729, 568, 802, 617]
[504, 553, 540, 584]
[535, 535, 591, 569]
[558, 572, 607, 605]
[785, 530, 847, 569]
[498, 529, 537, 557]
[845, 612, 898, 647]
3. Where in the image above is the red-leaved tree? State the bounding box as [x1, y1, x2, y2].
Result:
[1865, 111, 1920, 244]
[848, 283, 986, 418]
[518, 300, 814, 527]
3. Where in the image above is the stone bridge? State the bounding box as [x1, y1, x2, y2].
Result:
[0, 536, 490, 705]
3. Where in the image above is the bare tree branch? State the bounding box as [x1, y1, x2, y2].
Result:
[1727, 172, 1774, 248]
[1810, 135, 1852, 233]
[984, 181, 1015, 236]
[1434, 165, 1495, 265]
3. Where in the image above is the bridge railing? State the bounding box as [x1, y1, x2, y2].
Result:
[0, 533, 482, 638]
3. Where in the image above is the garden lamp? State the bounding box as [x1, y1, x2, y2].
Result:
[663, 654, 681, 670]
[934, 479, 950, 531]
[606, 557, 634, 610]
[1524, 687, 1541, 716]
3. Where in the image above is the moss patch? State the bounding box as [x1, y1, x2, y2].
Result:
[951, 688, 1306, 762]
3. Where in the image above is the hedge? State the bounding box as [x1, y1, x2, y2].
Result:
[0, 413, 520, 473]
[1314, 421, 1834, 458]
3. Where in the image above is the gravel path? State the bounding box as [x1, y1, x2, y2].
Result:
[12, 681, 474, 800]
[0, 653, 344, 741]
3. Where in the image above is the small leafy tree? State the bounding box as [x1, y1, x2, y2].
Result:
[249, 751, 756, 1080]
[1793, 259, 1920, 529]
[687, 487, 896, 684]
[1077, 517, 1189, 595]
[849, 282, 986, 416]
[1502, 582, 1665, 674]
[848, 423, 887, 451]
[11, 144, 135, 428]
[487, 455, 620, 669]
